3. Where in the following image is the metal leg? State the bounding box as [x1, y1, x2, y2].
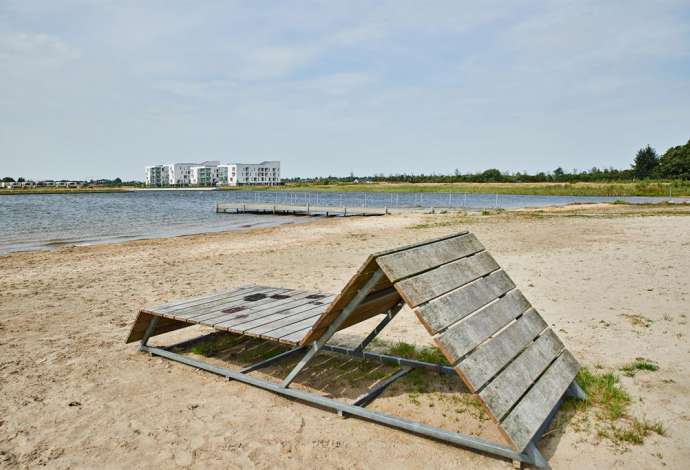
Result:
[353, 304, 403, 353]
[565, 380, 587, 401]
[139, 316, 160, 350]
[281, 270, 385, 388]
[521, 442, 550, 469]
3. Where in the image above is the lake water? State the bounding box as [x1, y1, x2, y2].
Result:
[0, 190, 686, 255]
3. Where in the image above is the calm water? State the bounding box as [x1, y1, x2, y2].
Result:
[0, 190, 686, 255]
[0, 191, 303, 255]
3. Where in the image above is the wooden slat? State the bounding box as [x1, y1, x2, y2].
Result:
[206, 291, 328, 327]
[213, 294, 333, 330]
[434, 289, 531, 363]
[168, 287, 287, 320]
[265, 308, 330, 339]
[415, 270, 515, 335]
[456, 309, 547, 391]
[151, 286, 257, 314]
[148, 286, 267, 319]
[480, 329, 565, 420]
[376, 233, 484, 282]
[280, 327, 313, 344]
[244, 305, 326, 337]
[232, 296, 336, 333]
[501, 350, 580, 451]
[188, 288, 303, 323]
[396, 251, 499, 307]
[125, 311, 191, 343]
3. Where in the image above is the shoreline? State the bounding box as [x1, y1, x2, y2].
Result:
[3, 181, 690, 197]
[3, 201, 690, 258]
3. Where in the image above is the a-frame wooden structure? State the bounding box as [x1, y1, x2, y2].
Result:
[128, 231, 585, 468]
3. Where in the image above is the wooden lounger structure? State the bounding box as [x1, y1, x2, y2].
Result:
[127, 232, 585, 468]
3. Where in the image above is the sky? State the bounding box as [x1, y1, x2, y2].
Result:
[1, 1, 689, 181]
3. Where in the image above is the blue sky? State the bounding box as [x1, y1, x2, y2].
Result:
[1, 1, 689, 180]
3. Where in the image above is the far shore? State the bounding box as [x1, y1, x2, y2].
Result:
[2, 180, 690, 197]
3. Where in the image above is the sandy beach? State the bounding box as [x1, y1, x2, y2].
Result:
[1, 205, 689, 469]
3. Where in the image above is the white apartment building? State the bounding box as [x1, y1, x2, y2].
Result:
[227, 161, 281, 186]
[145, 161, 220, 186]
[145, 160, 280, 186]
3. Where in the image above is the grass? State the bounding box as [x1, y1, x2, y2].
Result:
[555, 367, 666, 447]
[620, 358, 659, 377]
[620, 313, 654, 328]
[387, 341, 449, 365]
[279, 180, 690, 197]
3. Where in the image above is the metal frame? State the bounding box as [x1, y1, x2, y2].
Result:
[137, 272, 585, 469]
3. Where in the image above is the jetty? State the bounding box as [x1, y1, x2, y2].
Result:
[216, 202, 387, 217]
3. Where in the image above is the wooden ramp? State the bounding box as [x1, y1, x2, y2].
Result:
[298, 231, 581, 452]
[128, 231, 583, 466]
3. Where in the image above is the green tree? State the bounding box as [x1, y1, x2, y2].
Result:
[481, 168, 502, 181]
[17, 177, 25, 182]
[658, 139, 690, 180]
[1, 177, 15, 182]
[632, 145, 659, 178]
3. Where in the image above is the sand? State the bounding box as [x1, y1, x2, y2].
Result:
[1, 206, 689, 469]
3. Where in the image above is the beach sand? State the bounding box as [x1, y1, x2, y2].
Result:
[1, 205, 689, 469]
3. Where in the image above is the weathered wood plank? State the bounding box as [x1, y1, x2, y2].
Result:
[456, 308, 547, 391]
[376, 233, 485, 282]
[149, 286, 269, 319]
[501, 350, 580, 451]
[434, 289, 531, 363]
[205, 291, 329, 328]
[189, 288, 308, 323]
[266, 308, 330, 339]
[125, 311, 191, 343]
[416, 270, 515, 335]
[198, 291, 313, 329]
[227, 295, 336, 333]
[243, 305, 326, 337]
[396, 251, 499, 307]
[480, 329, 565, 420]
[280, 327, 313, 344]
[150, 286, 257, 314]
[168, 287, 288, 320]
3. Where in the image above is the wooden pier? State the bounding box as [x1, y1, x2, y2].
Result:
[216, 202, 388, 217]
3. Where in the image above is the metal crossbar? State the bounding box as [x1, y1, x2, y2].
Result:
[353, 305, 402, 352]
[239, 346, 307, 374]
[352, 366, 413, 407]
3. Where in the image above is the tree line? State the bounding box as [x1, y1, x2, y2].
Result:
[286, 138, 690, 184]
